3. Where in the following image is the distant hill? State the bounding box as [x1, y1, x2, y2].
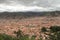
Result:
[0, 11, 60, 19]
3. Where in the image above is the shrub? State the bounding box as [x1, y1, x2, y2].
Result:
[41, 27, 47, 32]
[49, 26, 60, 32]
[40, 26, 60, 40]
[14, 29, 23, 38]
[0, 33, 17, 40]
[30, 35, 36, 40]
[14, 29, 36, 40]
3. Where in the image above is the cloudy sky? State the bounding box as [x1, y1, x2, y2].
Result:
[0, 0, 60, 12]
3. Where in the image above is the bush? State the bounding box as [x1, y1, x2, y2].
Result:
[0, 33, 17, 40]
[41, 27, 47, 32]
[14, 29, 23, 38]
[30, 35, 36, 40]
[0, 33, 36, 40]
[14, 29, 36, 40]
[40, 26, 60, 40]
[50, 26, 60, 32]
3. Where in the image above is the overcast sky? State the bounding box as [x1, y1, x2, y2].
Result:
[0, 0, 60, 12]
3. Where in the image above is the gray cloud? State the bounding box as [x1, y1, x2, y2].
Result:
[0, 0, 60, 12]
[0, 0, 56, 7]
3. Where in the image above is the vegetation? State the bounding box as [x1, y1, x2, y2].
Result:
[0, 29, 36, 40]
[0, 26, 60, 40]
[40, 26, 60, 40]
[41, 27, 47, 32]
[0, 33, 17, 40]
